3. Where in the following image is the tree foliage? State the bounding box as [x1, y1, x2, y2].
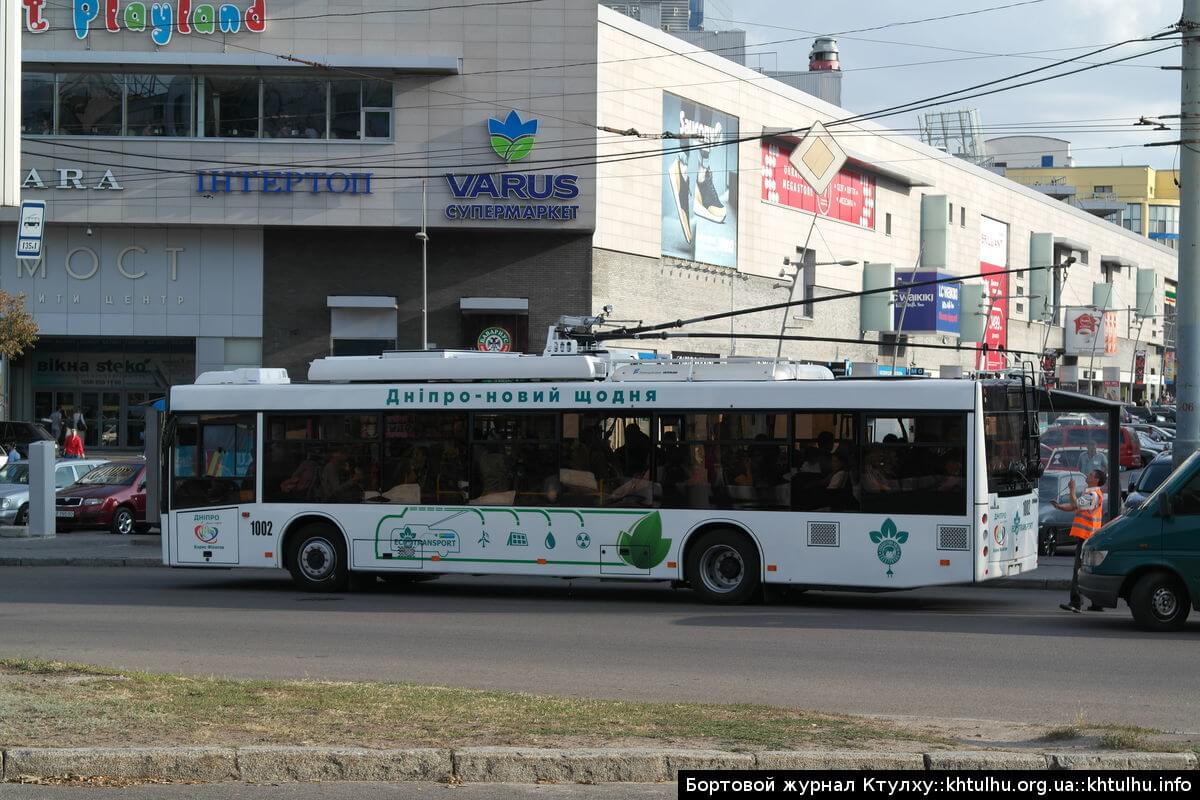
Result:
[0, 291, 39, 360]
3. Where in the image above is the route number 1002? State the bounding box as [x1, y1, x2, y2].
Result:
[250, 520, 273, 537]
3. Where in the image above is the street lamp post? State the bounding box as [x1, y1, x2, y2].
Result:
[776, 250, 858, 360]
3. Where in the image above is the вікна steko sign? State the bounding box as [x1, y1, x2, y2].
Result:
[22, 0, 266, 46]
[443, 111, 581, 223]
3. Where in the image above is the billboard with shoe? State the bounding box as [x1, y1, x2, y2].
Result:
[661, 93, 739, 269]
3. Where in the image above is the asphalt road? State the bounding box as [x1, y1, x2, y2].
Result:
[0, 567, 1197, 731]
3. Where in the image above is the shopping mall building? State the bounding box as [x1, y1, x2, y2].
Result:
[0, 0, 1178, 450]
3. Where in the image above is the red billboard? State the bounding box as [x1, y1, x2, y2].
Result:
[761, 142, 875, 228]
[977, 217, 1009, 371]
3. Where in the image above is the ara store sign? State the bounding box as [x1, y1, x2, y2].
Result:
[443, 112, 581, 223]
[893, 270, 961, 336]
[22, 0, 266, 46]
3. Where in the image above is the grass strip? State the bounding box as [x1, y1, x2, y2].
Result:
[0, 658, 941, 752]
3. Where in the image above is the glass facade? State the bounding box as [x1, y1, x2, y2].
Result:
[1122, 203, 1142, 234]
[1149, 204, 1180, 251]
[21, 72, 392, 140]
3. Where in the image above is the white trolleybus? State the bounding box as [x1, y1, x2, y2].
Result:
[155, 337, 1041, 603]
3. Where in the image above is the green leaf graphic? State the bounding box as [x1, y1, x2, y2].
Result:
[490, 134, 512, 160]
[869, 530, 883, 544]
[617, 512, 672, 569]
[896, 531, 909, 544]
[880, 518, 897, 539]
[506, 135, 535, 161]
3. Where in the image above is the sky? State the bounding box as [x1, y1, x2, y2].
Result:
[701, 0, 1182, 169]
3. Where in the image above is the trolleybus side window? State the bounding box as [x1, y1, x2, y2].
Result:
[381, 412, 469, 505]
[861, 413, 966, 516]
[172, 414, 256, 509]
[657, 412, 790, 510]
[561, 413, 653, 507]
[470, 413, 558, 506]
[264, 413, 381, 504]
[791, 412, 858, 512]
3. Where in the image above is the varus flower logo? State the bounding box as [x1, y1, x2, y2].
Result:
[488, 110, 538, 162]
[1073, 313, 1099, 336]
[869, 518, 908, 577]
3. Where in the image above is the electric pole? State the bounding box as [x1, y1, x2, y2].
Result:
[1177, 0, 1200, 467]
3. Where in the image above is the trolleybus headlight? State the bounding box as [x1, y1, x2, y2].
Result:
[1081, 548, 1108, 568]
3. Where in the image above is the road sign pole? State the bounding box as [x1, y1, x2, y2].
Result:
[1177, 0, 1200, 467]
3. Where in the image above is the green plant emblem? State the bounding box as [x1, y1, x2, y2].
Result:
[869, 518, 908, 577]
[617, 512, 672, 569]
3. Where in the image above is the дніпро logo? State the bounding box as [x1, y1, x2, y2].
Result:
[869, 518, 907, 578]
[194, 524, 219, 544]
[488, 111, 538, 162]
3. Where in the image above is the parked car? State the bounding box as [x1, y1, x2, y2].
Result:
[1038, 470, 1087, 556]
[1047, 413, 1103, 427]
[1150, 406, 1176, 425]
[1125, 405, 1155, 424]
[0, 421, 57, 458]
[1135, 431, 1169, 466]
[1040, 424, 1141, 470]
[1129, 423, 1174, 444]
[1079, 449, 1200, 630]
[0, 459, 109, 525]
[55, 461, 149, 535]
[1123, 451, 1175, 514]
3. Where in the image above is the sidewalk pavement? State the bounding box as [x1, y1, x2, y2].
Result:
[0, 531, 1075, 589]
[0, 531, 162, 567]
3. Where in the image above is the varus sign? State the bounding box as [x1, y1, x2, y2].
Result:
[444, 112, 581, 223]
[22, 0, 266, 46]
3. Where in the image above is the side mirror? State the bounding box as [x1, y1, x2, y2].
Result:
[1125, 498, 1143, 512]
[138, 480, 147, 491]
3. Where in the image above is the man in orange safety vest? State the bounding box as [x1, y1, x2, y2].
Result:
[1054, 469, 1105, 613]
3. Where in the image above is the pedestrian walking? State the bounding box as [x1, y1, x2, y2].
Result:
[1054, 469, 1106, 613]
[63, 428, 86, 459]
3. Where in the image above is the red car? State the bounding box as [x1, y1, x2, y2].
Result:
[55, 461, 149, 535]
[1039, 425, 1140, 470]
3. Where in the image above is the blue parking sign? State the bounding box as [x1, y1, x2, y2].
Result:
[16, 200, 46, 259]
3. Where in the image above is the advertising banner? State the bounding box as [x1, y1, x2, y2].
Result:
[662, 93, 738, 268]
[1064, 306, 1117, 356]
[893, 271, 960, 335]
[1134, 350, 1146, 385]
[761, 142, 875, 228]
[977, 217, 1009, 370]
[1041, 349, 1059, 388]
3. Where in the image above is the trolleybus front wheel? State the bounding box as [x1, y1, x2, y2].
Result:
[287, 523, 349, 593]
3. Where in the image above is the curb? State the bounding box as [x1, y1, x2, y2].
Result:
[1, 747, 1196, 784]
[0, 557, 164, 568]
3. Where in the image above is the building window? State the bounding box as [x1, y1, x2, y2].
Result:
[21, 72, 55, 135]
[948, 202, 954, 223]
[57, 73, 123, 136]
[960, 206, 966, 227]
[262, 78, 328, 139]
[203, 76, 261, 138]
[125, 75, 194, 137]
[1094, 185, 1113, 194]
[22, 72, 393, 141]
[331, 79, 393, 140]
[1123, 203, 1142, 234]
[885, 213, 892, 236]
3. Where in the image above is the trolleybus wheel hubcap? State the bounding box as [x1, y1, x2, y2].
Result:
[699, 545, 744, 594]
[1152, 586, 1178, 619]
[301, 539, 335, 580]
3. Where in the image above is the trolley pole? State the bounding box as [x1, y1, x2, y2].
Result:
[1177, 0, 1200, 467]
[417, 179, 430, 350]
